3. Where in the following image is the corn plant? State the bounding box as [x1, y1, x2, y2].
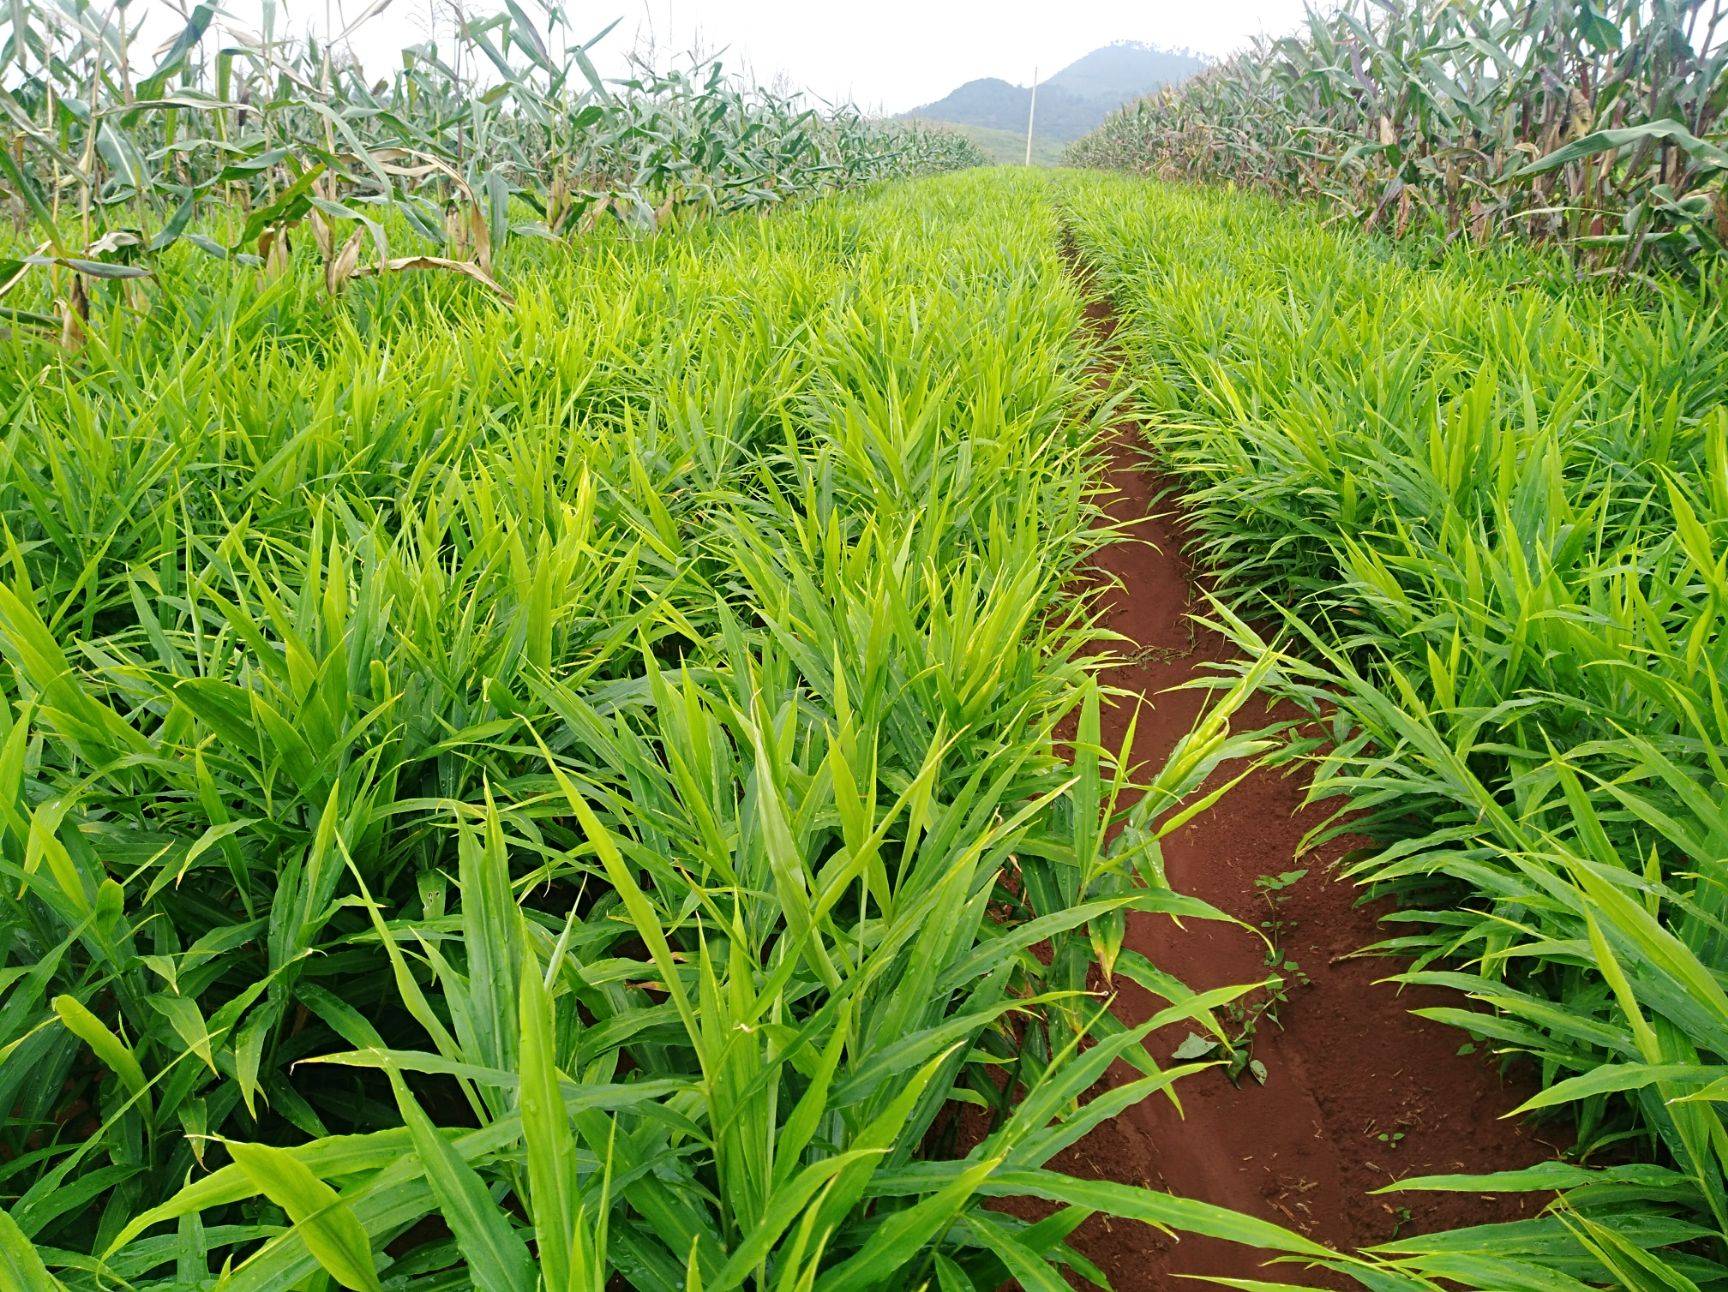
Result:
[0, 0, 983, 346]
[1068, 0, 1728, 277]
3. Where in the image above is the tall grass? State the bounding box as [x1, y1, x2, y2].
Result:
[1066, 171, 1728, 1288]
[0, 170, 1341, 1288]
[1068, 0, 1728, 277]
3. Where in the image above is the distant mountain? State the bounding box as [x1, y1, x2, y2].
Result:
[902, 42, 1206, 153]
[1044, 43, 1205, 103]
[906, 77, 1104, 143]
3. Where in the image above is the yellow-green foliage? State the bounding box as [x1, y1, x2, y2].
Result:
[0, 170, 1324, 1290]
[1068, 169, 1728, 1288]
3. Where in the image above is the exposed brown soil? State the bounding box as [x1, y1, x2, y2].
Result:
[1036, 270, 1563, 1288]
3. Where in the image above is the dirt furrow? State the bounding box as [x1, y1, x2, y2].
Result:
[1050, 273, 1561, 1289]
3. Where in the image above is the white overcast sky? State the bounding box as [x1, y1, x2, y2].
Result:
[152, 0, 1315, 114]
[607, 1, 1313, 112]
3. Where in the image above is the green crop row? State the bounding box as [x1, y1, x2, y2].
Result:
[1066, 171, 1728, 1289]
[0, 169, 1342, 1289]
[1068, 0, 1728, 277]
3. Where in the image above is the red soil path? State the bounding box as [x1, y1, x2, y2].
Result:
[1046, 280, 1562, 1288]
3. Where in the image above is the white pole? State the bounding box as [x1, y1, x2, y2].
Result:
[1024, 65, 1039, 166]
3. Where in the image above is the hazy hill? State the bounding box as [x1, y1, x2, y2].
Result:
[908, 77, 1102, 141]
[1045, 43, 1205, 102]
[902, 42, 1206, 151]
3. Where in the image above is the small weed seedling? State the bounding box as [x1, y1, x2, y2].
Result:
[1173, 868, 1316, 1086]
